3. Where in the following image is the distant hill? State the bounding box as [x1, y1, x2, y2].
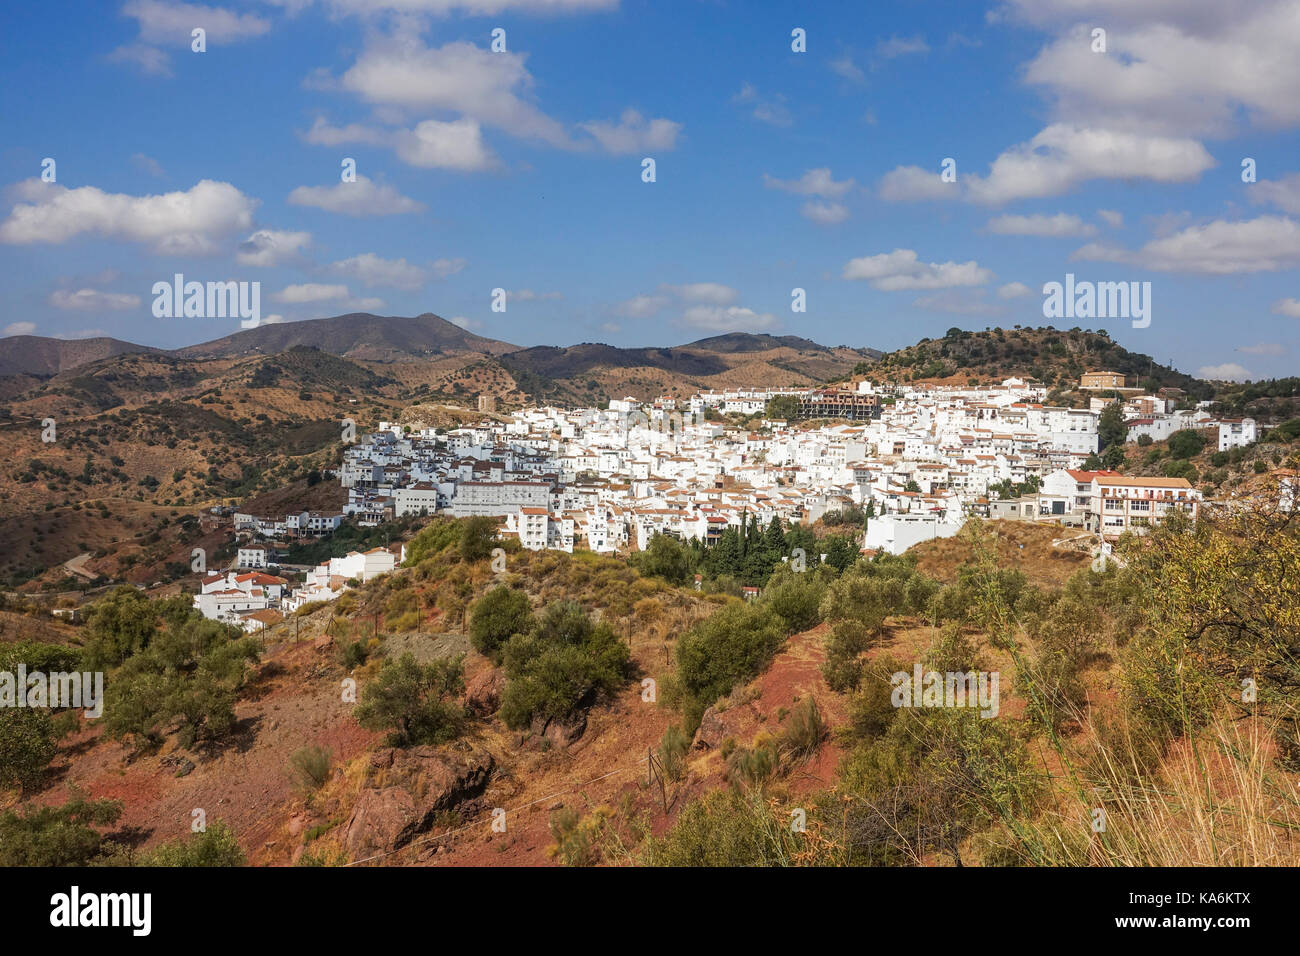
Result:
[870, 326, 1213, 400]
[501, 343, 730, 380]
[685, 332, 830, 353]
[0, 335, 155, 376]
[174, 312, 518, 361]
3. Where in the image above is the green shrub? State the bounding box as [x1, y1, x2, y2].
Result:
[289, 745, 332, 791]
[498, 602, 630, 730]
[144, 820, 246, 867]
[355, 653, 466, 747]
[469, 586, 534, 662]
[675, 603, 787, 729]
[779, 697, 825, 759]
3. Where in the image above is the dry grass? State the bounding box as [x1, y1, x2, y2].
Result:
[1020, 715, 1300, 866]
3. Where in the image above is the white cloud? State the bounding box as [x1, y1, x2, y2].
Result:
[339, 37, 573, 147]
[131, 153, 165, 177]
[301, 116, 389, 147]
[1198, 362, 1252, 382]
[1271, 297, 1300, 318]
[1097, 209, 1124, 228]
[394, 118, 498, 170]
[3, 322, 37, 336]
[732, 83, 791, 127]
[236, 229, 311, 267]
[448, 315, 483, 330]
[913, 290, 1005, 316]
[431, 257, 466, 278]
[316, 0, 615, 14]
[1014, 8, 1300, 137]
[679, 305, 777, 331]
[331, 253, 426, 290]
[106, 43, 174, 76]
[965, 125, 1215, 204]
[578, 109, 682, 154]
[110, 0, 271, 76]
[49, 289, 141, 311]
[507, 289, 562, 302]
[877, 164, 958, 201]
[122, 0, 270, 46]
[0, 179, 256, 252]
[881, 126, 1213, 205]
[662, 283, 738, 305]
[287, 176, 424, 217]
[829, 56, 864, 82]
[998, 281, 1032, 299]
[1074, 215, 1300, 274]
[1237, 343, 1285, 356]
[876, 34, 930, 60]
[801, 201, 849, 225]
[763, 167, 855, 199]
[1251, 173, 1300, 215]
[614, 294, 669, 318]
[305, 116, 497, 171]
[987, 212, 1097, 237]
[842, 249, 993, 290]
[272, 283, 351, 303]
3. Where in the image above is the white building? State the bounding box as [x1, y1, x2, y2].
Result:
[237, 546, 267, 569]
[1218, 418, 1256, 451]
[864, 512, 965, 556]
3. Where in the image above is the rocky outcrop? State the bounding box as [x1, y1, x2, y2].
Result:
[344, 746, 494, 858]
[464, 668, 505, 718]
[530, 710, 587, 749]
[692, 706, 727, 750]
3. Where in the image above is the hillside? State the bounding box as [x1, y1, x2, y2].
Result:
[0, 334, 156, 376]
[6, 504, 1298, 871]
[866, 326, 1212, 401]
[175, 312, 518, 361]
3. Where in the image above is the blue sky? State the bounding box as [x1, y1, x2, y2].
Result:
[2, 0, 1300, 382]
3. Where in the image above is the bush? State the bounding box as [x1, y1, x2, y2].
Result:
[645, 788, 826, 866]
[779, 697, 825, 759]
[1167, 428, 1207, 460]
[658, 724, 691, 782]
[725, 736, 780, 789]
[355, 653, 466, 747]
[635, 533, 694, 586]
[289, 745, 332, 791]
[0, 709, 57, 792]
[0, 793, 123, 866]
[759, 566, 827, 633]
[144, 820, 246, 867]
[459, 516, 498, 562]
[498, 602, 630, 730]
[675, 603, 787, 729]
[468, 586, 534, 662]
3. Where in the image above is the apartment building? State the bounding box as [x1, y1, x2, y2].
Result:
[1080, 370, 1129, 390]
[1090, 476, 1202, 538]
[449, 479, 553, 517]
[799, 388, 882, 422]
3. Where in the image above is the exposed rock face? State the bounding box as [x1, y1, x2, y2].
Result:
[344, 746, 494, 858]
[692, 706, 726, 750]
[465, 668, 505, 718]
[530, 710, 587, 749]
